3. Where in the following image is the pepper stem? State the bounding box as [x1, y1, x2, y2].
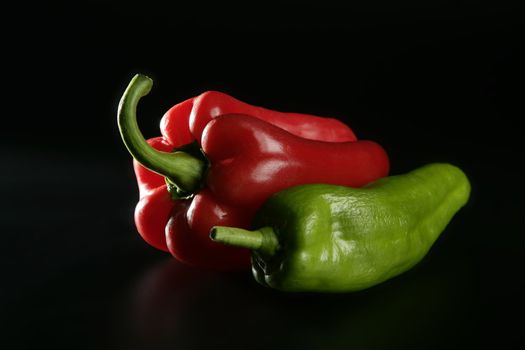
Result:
[117, 74, 205, 193]
[210, 226, 279, 256]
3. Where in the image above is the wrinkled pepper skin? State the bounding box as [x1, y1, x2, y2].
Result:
[118, 74, 389, 270]
[211, 163, 470, 292]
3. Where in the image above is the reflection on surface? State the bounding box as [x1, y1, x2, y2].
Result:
[111, 254, 477, 350]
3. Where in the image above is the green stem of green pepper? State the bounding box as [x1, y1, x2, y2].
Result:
[210, 226, 279, 256]
[117, 74, 205, 193]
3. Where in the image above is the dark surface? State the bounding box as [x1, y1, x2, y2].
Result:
[2, 1, 523, 349]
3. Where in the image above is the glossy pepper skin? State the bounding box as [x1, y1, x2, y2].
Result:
[118, 75, 389, 270]
[188, 91, 357, 142]
[126, 75, 358, 254]
[159, 90, 357, 148]
[200, 114, 389, 209]
[211, 163, 470, 291]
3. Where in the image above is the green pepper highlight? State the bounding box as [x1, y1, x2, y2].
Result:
[211, 163, 471, 293]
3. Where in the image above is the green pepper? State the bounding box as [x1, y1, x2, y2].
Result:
[210, 163, 470, 293]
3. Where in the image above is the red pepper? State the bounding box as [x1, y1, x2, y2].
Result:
[118, 74, 389, 270]
[130, 76, 357, 254]
[188, 91, 357, 142]
[159, 91, 357, 148]
[132, 137, 176, 252]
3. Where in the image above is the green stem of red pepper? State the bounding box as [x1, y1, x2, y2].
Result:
[118, 74, 205, 194]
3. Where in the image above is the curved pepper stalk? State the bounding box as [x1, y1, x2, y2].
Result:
[117, 74, 206, 194]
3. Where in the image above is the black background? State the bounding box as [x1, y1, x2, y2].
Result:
[2, 1, 523, 349]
